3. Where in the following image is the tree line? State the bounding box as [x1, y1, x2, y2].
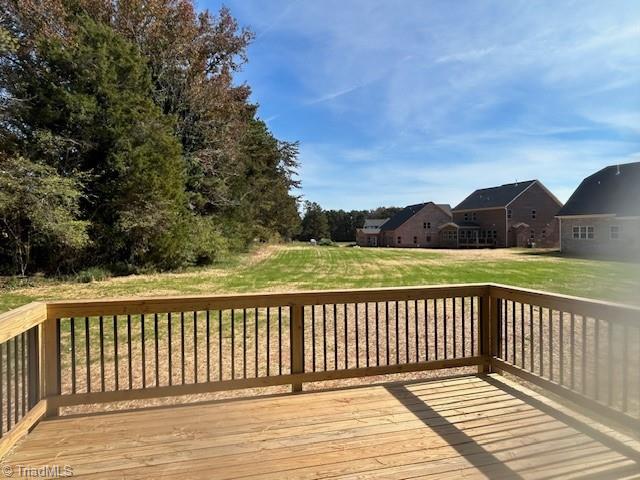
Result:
[0, 0, 300, 275]
[299, 202, 401, 242]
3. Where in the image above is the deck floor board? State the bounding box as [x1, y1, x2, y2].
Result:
[4, 374, 640, 479]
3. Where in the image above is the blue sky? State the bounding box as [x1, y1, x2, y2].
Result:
[203, 0, 640, 210]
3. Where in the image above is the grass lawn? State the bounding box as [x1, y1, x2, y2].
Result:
[1, 244, 638, 313]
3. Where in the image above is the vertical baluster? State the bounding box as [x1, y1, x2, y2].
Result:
[231, 309, 235, 380]
[559, 311, 564, 386]
[385, 302, 390, 365]
[141, 314, 146, 389]
[520, 303, 525, 368]
[194, 311, 199, 383]
[549, 309, 554, 381]
[278, 306, 282, 375]
[21, 333, 26, 416]
[404, 301, 409, 363]
[622, 325, 628, 412]
[375, 302, 380, 366]
[470, 297, 474, 356]
[99, 316, 105, 391]
[581, 315, 587, 395]
[594, 318, 600, 401]
[7, 340, 12, 428]
[127, 315, 133, 389]
[333, 304, 338, 370]
[538, 307, 543, 376]
[461, 297, 466, 357]
[266, 308, 270, 376]
[355, 303, 360, 368]
[322, 305, 327, 371]
[154, 314, 159, 387]
[312, 305, 316, 372]
[443, 298, 448, 360]
[495, 299, 501, 358]
[206, 311, 211, 382]
[424, 299, 429, 361]
[395, 301, 399, 365]
[344, 304, 348, 369]
[218, 310, 223, 380]
[511, 302, 516, 365]
[570, 313, 575, 390]
[607, 320, 613, 406]
[167, 313, 172, 386]
[254, 308, 259, 377]
[180, 312, 185, 385]
[242, 309, 246, 379]
[13, 338, 18, 424]
[85, 317, 91, 393]
[365, 303, 370, 368]
[70, 317, 76, 394]
[434, 299, 439, 360]
[414, 300, 419, 363]
[529, 305, 534, 372]
[503, 299, 508, 360]
[452, 297, 457, 359]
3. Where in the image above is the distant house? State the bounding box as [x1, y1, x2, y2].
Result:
[442, 180, 562, 248]
[377, 202, 452, 248]
[355, 218, 389, 246]
[556, 162, 640, 259]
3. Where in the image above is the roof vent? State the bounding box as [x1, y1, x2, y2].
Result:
[616, 164, 621, 175]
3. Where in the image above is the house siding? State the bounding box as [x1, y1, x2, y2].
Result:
[507, 182, 561, 248]
[381, 204, 452, 248]
[560, 217, 640, 258]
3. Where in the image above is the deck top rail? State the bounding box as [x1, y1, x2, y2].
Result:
[0, 282, 638, 457]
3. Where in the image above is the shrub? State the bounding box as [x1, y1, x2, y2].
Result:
[76, 267, 111, 283]
[318, 238, 334, 246]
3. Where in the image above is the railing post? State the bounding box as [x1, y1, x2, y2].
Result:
[41, 316, 59, 417]
[480, 287, 493, 373]
[290, 303, 304, 392]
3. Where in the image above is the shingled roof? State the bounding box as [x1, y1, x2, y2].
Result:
[557, 162, 640, 217]
[453, 180, 537, 211]
[381, 202, 451, 231]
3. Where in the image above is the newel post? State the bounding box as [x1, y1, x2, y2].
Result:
[480, 286, 494, 373]
[41, 311, 59, 417]
[290, 303, 304, 392]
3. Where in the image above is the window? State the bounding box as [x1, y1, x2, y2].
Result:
[530, 230, 535, 239]
[464, 213, 469, 221]
[531, 209, 536, 219]
[610, 225, 621, 240]
[507, 209, 512, 219]
[471, 212, 477, 221]
[573, 226, 594, 240]
[442, 231, 457, 241]
[423, 222, 427, 229]
[542, 230, 546, 238]
[427, 222, 431, 229]
[397, 236, 402, 244]
[413, 236, 418, 244]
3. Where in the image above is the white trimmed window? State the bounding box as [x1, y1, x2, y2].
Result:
[572, 226, 594, 240]
[507, 209, 512, 219]
[471, 212, 477, 221]
[464, 213, 469, 221]
[610, 225, 621, 240]
[397, 236, 402, 244]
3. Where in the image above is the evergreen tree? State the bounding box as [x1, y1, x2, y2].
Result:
[300, 202, 330, 241]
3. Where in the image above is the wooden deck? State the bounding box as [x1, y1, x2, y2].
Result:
[5, 374, 640, 479]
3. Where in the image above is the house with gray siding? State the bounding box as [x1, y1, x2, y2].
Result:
[557, 162, 640, 259]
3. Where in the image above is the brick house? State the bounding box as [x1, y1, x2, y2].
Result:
[556, 162, 640, 259]
[355, 218, 389, 247]
[441, 180, 562, 248]
[378, 202, 452, 248]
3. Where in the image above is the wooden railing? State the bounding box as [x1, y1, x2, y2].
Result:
[0, 283, 638, 457]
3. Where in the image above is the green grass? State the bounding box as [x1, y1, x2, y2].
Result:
[1, 244, 638, 313]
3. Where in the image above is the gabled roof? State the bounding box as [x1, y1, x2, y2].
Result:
[557, 162, 640, 217]
[453, 180, 537, 211]
[360, 218, 389, 234]
[381, 202, 451, 231]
